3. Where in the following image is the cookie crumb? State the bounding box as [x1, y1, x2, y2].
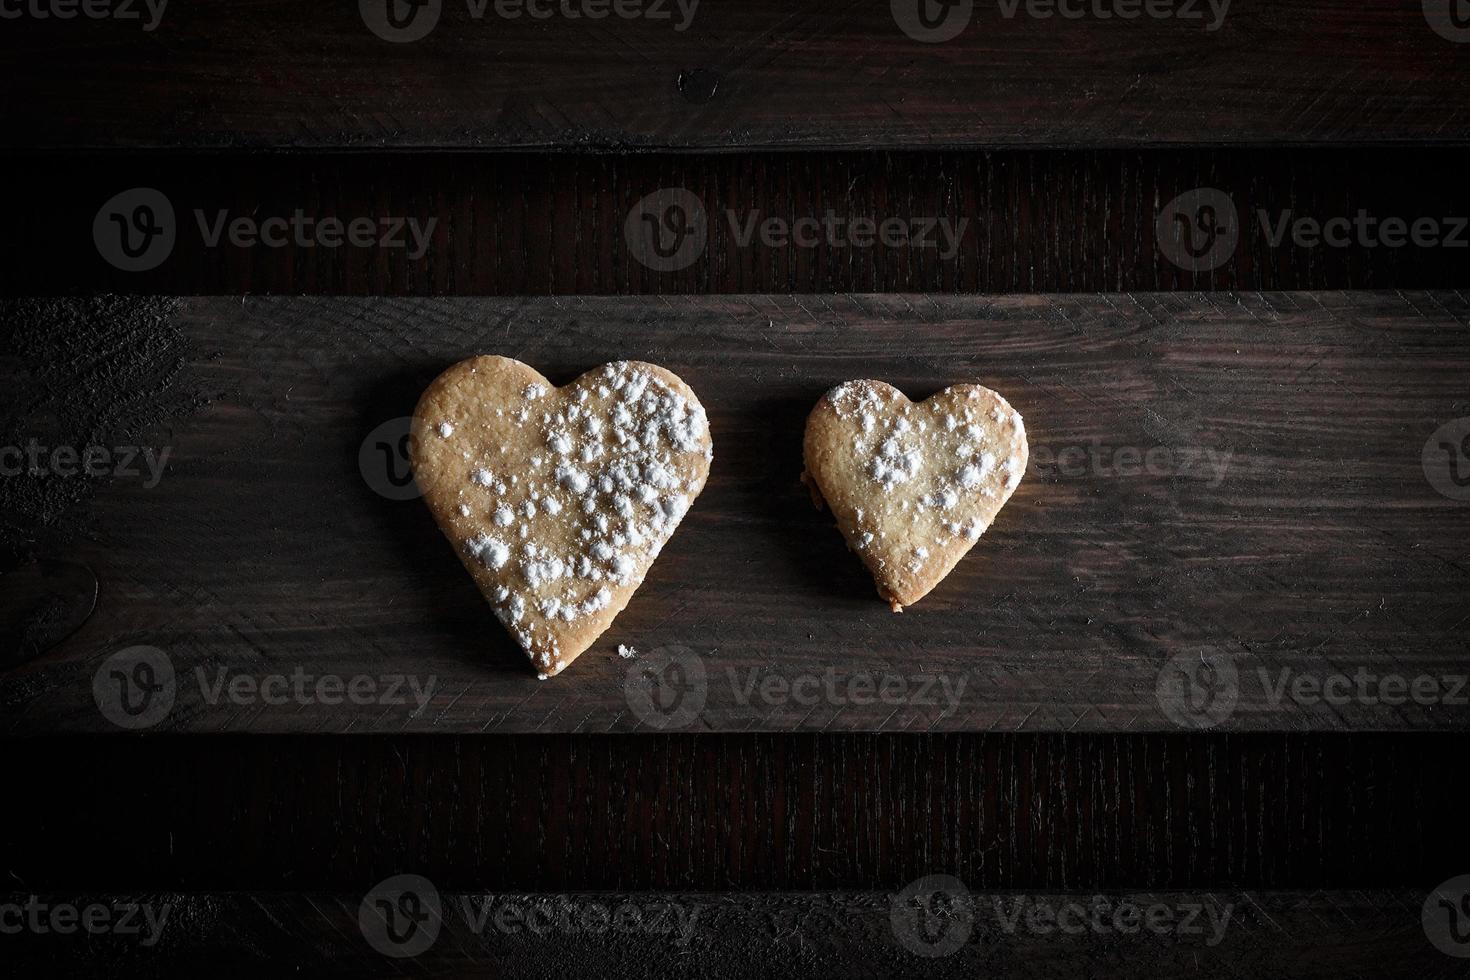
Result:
[618, 644, 637, 659]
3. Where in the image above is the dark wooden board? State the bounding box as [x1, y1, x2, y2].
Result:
[2, 2, 1470, 150]
[4, 735, 1462, 892]
[9, 150, 1470, 296]
[2, 292, 1469, 733]
[0, 889, 1455, 979]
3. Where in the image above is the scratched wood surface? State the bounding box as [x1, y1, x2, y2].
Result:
[2, 292, 1467, 733]
[8, 150, 1470, 297]
[5, 735, 1462, 892]
[2, 1, 1468, 150]
[1, 888, 1452, 979]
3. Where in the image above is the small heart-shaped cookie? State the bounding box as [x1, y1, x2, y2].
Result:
[411, 357, 712, 677]
[802, 380, 1027, 611]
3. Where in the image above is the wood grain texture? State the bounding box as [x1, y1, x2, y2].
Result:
[1, 1, 1468, 149]
[2, 293, 1468, 733]
[0, 889, 1452, 979]
[8, 150, 1470, 295]
[3, 735, 1461, 892]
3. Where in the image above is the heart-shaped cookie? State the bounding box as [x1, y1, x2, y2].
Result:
[411, 357, 712, 677]
[802, 380, 1027, 611]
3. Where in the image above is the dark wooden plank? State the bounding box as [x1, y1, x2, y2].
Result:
[9, 150, 1470, 297]
[1, 2, 1468, 150]
[2, 735, 1461, 892]
[0, 888, 1453, 978]
[2, 293, 1467, 733]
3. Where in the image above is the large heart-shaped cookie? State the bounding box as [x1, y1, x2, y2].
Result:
[411, 357, 712, 677]
[802, 380, 1027, 611]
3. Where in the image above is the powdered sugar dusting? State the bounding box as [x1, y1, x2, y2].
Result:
[818, 379, 1027, 581]
[434, 360, 711, 675]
